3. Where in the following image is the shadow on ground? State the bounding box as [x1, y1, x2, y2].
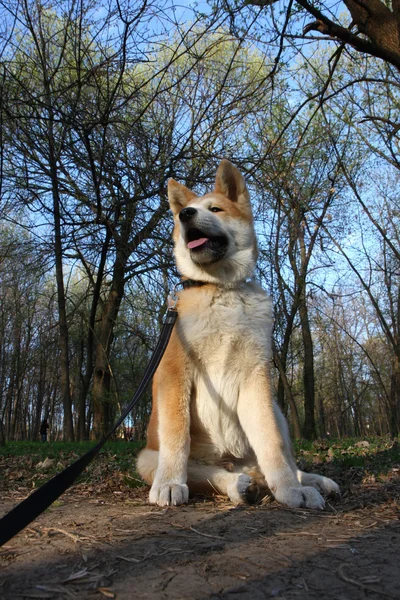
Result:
[0, 475, 399, 600]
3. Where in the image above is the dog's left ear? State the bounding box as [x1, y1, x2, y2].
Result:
[168, 179, 197, 215]
[214, 160, 250, 206]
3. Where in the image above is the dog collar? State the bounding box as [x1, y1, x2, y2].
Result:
[180, 278, 253, 290]
[168, 279, 207, 310]
[181, 279, 208, 289]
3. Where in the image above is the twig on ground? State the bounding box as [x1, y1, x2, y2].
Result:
[97, 587, 115, 598]
[275, 531, 319, 536]
[337, 564, 395, 598]
[115, 547, 193, 564]
[37, 585, 77, 598]
[43, 528, 85, 543]
[115, 554, 141, 563]
[189, 526, 225, 540]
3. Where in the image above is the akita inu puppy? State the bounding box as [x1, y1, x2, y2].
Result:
[137, 160, 339, 509]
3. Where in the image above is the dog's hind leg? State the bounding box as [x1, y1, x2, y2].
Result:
[137, 449, 267, 504]
[136, 447, 158, 485]
[187, 462, 268, 504]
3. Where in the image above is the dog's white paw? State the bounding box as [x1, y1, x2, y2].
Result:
[274, 485, 325, 510]
[227, 473, 252, 504]
[149, 482, 189, 506]
[298, 472, 340, 497]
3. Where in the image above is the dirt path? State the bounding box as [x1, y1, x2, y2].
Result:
[1, 477, 399, 600]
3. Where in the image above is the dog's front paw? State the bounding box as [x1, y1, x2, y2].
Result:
[273, 485, 325, 510]
[149, 481, 189, 507]
[298, 472, 340, 497]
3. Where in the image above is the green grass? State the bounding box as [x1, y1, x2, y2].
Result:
[294, 436, 400, 474]
[0, 440, 144, 458]
[0, 440, 147, 492]
[1, 437, 399, 494]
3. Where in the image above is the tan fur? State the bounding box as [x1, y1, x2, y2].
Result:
[136, 160, 340, 508]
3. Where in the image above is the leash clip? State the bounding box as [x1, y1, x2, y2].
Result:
[168, 283, 180, 310]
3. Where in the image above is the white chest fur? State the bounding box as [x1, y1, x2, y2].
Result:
[178, 282, 272, 363]
[177, 282, 272, 457]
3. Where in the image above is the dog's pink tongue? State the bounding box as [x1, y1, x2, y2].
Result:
[187, 237, 209, 249]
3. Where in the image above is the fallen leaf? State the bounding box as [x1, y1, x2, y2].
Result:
[35, 458, 55, 471]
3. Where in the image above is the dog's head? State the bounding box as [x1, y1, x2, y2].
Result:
[168, 160, 258, 284]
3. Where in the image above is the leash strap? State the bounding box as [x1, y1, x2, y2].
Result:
[0, 308, 178, 547]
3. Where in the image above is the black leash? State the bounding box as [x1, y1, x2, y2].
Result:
[0, 306, 178, 548]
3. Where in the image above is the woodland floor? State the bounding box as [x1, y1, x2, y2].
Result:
[0, 439, 399, 600]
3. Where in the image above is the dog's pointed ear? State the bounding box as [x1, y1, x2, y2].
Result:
[214, 160, 250, 205]
[168, 179, 197, 215]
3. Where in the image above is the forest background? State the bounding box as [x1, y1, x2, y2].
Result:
[0, 0, 399, 444]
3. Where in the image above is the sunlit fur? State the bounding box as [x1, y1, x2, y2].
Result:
[137, 160, 340, 508]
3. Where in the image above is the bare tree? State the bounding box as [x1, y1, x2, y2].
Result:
[1, 0, 276, 438]
[250, 106, 350, 438]
[242, 0, 400, 71]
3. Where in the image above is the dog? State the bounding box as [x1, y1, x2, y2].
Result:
[137, 160, 340, 508]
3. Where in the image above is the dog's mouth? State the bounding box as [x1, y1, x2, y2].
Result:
[186, 228, 228, 253]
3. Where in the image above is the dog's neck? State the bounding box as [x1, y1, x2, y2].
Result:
[181, 277, 251, 290]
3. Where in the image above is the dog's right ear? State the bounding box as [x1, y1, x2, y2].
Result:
[214, 160, 249, 206]
[168, 179, 197, 215]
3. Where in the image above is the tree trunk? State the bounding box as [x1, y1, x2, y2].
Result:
[8, 317, 21, 440]
[274, 349, 302, 438]
[275, 307, 297, 412]
[52, 175, 74, 441]
[78, 231, 111, 441]
[92, 258, 125, 439]
[42, 42, 74, 440]
[77, 328, 87, 441]
[33, 343, 47, 440]
[299, 293, 317, 439]
[316, 387, 327, 437]
[388, 355, 400, 437]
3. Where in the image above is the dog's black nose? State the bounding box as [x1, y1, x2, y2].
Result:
[179, 207, 197, 222]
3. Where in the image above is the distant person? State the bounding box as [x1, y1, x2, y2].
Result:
[40, 419, 49, 442]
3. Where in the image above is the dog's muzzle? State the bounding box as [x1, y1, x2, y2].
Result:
[178, 207, 229, 264]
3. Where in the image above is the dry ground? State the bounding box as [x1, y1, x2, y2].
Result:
[0, 441, 399, 600]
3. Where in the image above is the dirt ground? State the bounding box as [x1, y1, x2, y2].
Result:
[1, 469, 399, 600]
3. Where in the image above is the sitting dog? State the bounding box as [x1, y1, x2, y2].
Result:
[137, 160, 339, 508]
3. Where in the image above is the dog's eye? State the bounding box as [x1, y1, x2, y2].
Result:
[210, 206, 223, 213]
